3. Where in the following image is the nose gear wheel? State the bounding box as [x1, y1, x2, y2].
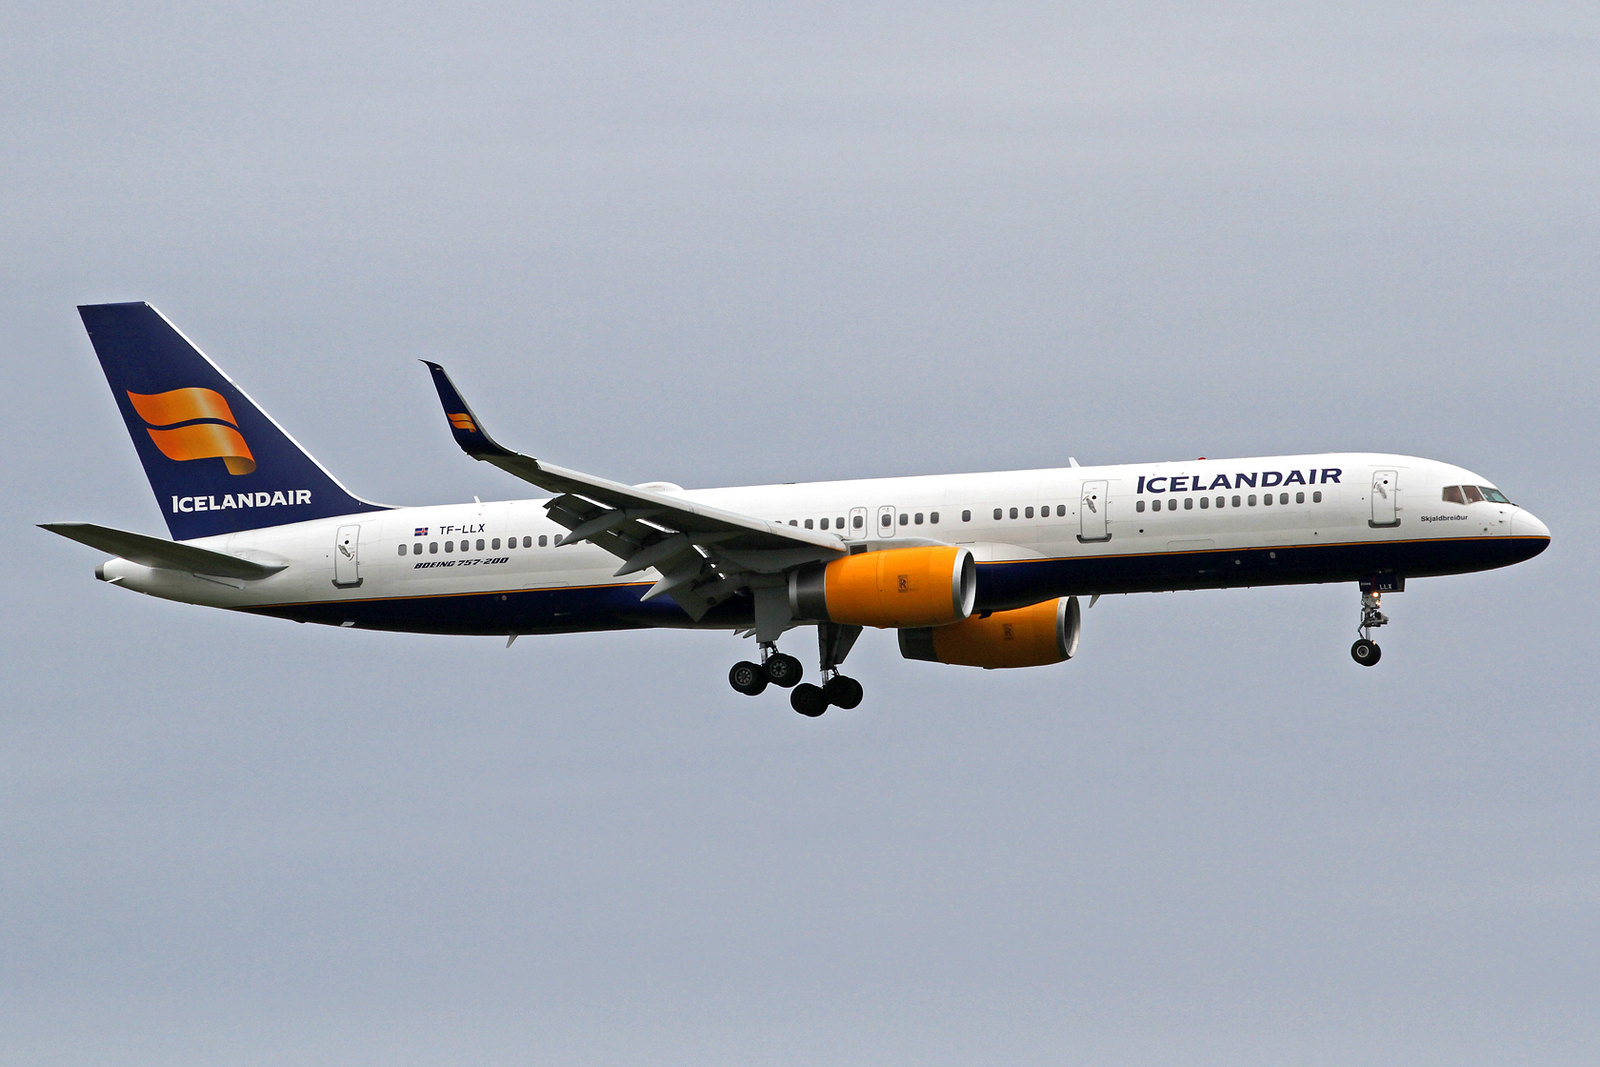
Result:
[1351, 588, 1390, 666]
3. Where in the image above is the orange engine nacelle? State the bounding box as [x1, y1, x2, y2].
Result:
[788, 546, 976, 628]
[898, 596, 1082, 669]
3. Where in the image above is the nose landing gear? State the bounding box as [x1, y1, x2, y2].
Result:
[1351, 588, 1390, 666]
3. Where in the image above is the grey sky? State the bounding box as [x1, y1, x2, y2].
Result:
[5, 3, 1596, 1063]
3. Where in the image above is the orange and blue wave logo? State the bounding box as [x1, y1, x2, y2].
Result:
[448, 412, 477, 432]
[126, 388, 256, 475]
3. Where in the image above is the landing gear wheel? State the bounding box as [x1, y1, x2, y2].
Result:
[729, 661, 768, 696]
[764, 652, 803, 688]
[823, 675, 864, 710]
[1351, 638, 1381, 666]
[790, 682, 828, 717]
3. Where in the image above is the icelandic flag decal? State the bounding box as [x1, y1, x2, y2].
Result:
[414, 527, 428, 537]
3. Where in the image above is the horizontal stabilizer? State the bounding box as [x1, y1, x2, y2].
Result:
[39, 522, 287, 579]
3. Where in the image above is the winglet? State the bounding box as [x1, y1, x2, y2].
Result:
[422, 361, 516, 460]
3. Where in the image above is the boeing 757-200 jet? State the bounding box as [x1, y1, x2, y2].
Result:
[43, 303, 1551, 715]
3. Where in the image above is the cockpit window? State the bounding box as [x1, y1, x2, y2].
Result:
[1443, 484, 1516, 506]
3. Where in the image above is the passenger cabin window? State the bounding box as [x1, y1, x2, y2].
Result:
[1136, 500, 1146, 513]
[819, 518, 828, 530]
[994, 508, 1003, 520]
[1200, 497, 1209, 509]
[1009, 507, 1019, 519]
[962, 510, 972, 522]
[930, 511, 940, 524]
[535, 535, 545, 547]
[1025, 506, 1034, 519]
[853, 515, 864, 529]
[804, 519, 813, 529]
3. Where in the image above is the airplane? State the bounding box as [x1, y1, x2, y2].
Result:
[43, 302, 1551, 716]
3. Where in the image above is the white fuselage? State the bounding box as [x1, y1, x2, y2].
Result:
[98, 452, 1551, 638]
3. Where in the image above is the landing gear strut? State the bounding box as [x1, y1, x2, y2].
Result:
[1351, 586, 1390, 666]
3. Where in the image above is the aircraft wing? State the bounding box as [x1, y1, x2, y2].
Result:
[40, 522, 287, 580]
[424, 362, 846, 619]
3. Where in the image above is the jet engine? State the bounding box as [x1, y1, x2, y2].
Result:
[898, 596, 1081, 668]
[788, 546, 976, 629]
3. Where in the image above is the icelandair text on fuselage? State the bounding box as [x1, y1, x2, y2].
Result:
[1136, 468, 1341, 494]
[171, 489, 312, 513]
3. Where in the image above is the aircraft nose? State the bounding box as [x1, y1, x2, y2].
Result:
[1511, 508, 1551, 546]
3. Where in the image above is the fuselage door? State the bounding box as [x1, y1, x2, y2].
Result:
[876, 505, 897, 539]
[847, 506, 868, 541]
[333, 523, 363, 587]
[1370, 470, 1400, 528]
[1078, 480, 1110, 543]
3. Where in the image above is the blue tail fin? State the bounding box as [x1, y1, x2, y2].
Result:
[78, 302, 388, 540]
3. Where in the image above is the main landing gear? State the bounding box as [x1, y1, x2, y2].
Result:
[1351, 588, 1390, 666]
[727, 648, 801, 696]
[728, 623, 865, 716]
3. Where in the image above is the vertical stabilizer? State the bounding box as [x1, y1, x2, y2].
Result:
[78, 302, 387, 540]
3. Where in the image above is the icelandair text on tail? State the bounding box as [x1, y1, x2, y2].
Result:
[171, 490, 312, 513]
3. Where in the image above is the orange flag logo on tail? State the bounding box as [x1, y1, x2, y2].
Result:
[126, 388, 256, 475]
[448, 412, 477, 432]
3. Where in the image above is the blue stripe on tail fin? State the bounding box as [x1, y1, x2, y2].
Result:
[78, 302, 388, 540]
